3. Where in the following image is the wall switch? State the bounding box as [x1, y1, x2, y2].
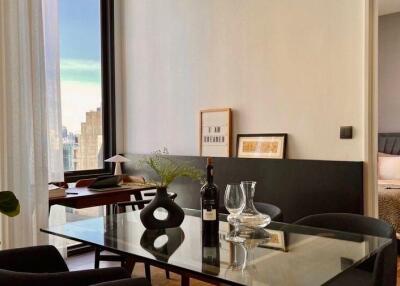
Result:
[340, 126, 353, 139]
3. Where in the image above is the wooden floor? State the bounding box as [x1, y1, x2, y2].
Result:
[66, 251, 210, 286]
[67, 252, 400, 286]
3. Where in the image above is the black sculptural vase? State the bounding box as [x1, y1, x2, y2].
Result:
[140, 187, 185, 229]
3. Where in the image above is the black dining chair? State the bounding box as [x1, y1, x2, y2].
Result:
[94, 192, 177, 283]
[254, 202, 283, 222]
[219, 201, 283, 222]
[0, 245, 150, 286]
[294, 213, 397, 286]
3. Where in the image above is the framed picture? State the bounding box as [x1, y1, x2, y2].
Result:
[260, 229, 287, 251]
[236, 133, 287, 159]
[200, 108, 232, 157]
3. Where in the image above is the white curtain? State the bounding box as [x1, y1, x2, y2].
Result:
[0, 0, 64, 249]
[42, 0, 67, 255]
[43, 0, 63, 183]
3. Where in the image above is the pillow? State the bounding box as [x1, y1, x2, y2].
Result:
[378, 156, 400, 180]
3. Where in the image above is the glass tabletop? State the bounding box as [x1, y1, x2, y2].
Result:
[41, 209, 391, 286]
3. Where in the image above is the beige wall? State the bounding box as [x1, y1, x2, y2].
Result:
[378, 12, 400, 133]
[117, 0, 367, 161]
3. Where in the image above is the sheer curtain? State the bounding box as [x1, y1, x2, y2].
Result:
[0, 0, 64, 249]
[42, 0, 66, 254]
[43, 0, 63, 184]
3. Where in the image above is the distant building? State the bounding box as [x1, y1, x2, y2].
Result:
[62, 126, 78, 171]
[76, 108, 103, 170]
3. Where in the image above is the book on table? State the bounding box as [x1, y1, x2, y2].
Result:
[48, 184, 66, 198]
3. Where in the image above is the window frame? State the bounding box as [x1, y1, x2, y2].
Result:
[64, 0, 116, 182]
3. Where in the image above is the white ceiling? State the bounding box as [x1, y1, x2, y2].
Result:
[379, 0, 400, 16]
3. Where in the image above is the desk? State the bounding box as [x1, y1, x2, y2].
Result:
[49, 184, 155, 212]
[41, 209, 391, 286]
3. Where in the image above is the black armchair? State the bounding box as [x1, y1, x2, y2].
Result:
[295, 213, 397, 286]
[0, 245, 150, 286]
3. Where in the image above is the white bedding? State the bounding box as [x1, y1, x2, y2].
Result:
[378, 179, 400, 186]
[378, 180, 400, 235]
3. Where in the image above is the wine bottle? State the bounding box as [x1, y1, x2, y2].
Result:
[201, 157, 219, 247]
[202, 240, 220, 275]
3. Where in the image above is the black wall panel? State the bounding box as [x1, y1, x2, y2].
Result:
[125, 154, 363, 223]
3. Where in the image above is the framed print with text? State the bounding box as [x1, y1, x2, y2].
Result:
[260, 229, 287, 251]
[237, 133, 287, 159]
[200, 108, 232, 157]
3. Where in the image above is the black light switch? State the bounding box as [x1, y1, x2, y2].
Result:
[340, 126, 353, 139]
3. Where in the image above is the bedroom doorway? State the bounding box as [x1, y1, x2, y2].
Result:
[376, 1, 400, 238]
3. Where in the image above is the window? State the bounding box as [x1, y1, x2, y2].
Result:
[59, 0, 115, 181]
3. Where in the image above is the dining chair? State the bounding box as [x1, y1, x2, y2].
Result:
[94, 192, 177, 283]
[294, 213, 397, 286]
[254, 202, 283, 222]
[0, 245, 150, 286]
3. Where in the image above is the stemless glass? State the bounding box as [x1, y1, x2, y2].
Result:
[224, 183, 246, 242]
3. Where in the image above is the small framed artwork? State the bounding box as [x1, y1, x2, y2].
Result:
[236, 133, 287, 159]
[200, 108, 232, 157]
[260, 229, 287, 251]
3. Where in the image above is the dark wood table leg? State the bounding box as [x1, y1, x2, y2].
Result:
[94, 247, 100, 269]
[106, 204, 111, 215]
[181, 274, 190, 286]
[144, 263, 151, 282]
[123, 256, 136, 273]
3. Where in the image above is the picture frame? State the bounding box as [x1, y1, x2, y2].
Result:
[260, 229, 287, 251]
[236, 133, 287, 159]
[200, 108, 232, 157]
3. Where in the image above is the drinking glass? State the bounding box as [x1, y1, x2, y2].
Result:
[224, 183, 246, 242]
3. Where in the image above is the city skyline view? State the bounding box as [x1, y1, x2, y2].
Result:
[60, 0, 103, 171]
[60, 0, 102, 134]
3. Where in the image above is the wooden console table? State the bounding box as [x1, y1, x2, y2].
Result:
[48, 184, 156, 256]
[49, 184, 155, 213]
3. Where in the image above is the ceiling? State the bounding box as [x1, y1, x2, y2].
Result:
[379, 0, 400, 16]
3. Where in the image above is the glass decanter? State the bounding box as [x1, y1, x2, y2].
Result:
[238, 181, 271, 230]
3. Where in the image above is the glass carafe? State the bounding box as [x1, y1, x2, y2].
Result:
[239, 181, 271, 230]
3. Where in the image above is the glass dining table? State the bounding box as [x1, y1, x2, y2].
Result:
[41, 209, 391, 286]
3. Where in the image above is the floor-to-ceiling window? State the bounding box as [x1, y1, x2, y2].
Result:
[60, 0, 115, 182]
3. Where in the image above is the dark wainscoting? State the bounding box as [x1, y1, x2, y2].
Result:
[124, 154, 363, 223]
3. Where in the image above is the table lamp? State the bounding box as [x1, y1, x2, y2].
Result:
[105, 155, 130, 175]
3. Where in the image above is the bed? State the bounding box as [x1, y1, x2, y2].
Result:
[378, 133, 400, 236]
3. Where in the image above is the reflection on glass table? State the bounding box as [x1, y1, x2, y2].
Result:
[140, 227, 185, 262]
[42, 209, 391, 286]
[228, 228, 270, 271]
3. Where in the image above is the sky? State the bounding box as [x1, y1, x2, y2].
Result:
[59, 0, 102, 134]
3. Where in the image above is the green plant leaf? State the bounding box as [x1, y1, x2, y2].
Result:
[0, 191, 20, 217]
[140, 149, 205, 187]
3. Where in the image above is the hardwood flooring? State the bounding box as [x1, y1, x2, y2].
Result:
[67, 252, 400, 286]
[66, 251, 210, 286]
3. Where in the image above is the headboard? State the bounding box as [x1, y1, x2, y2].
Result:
[379, 133, 400, 155]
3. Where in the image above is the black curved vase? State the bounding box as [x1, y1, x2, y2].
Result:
[140, 187, 185, 229]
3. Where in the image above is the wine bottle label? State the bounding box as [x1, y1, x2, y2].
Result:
[203, 209, 216, 221]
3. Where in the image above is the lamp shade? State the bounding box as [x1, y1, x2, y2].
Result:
[105, 155, 130, 175]
[105, 155, 130, 163]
